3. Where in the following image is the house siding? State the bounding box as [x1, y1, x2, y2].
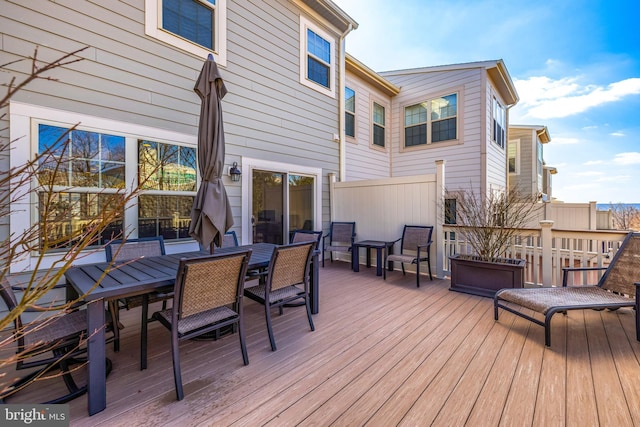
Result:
[1, 0, 345, 251]
[344, 72, 392, 180]
[382, 67, 485, 193]
[509, 127, 535, 194]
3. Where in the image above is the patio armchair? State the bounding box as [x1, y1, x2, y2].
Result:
[384, 225, 434, 287]
[145, 250, 251, 401]
[220, 230, 239, 247]
[494, 232, 640, 346]
[322, 221, 356, 267]
[291, 229, 323, 250]
[244, 241, 315, 351]
[105, 236, 169, 353]
[0, 278, 113, 403]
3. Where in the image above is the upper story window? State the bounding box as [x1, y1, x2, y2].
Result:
[404, 93, 458, 148]
[492, 97, 506, 148]
[372, 102, 386, 148]
[345, 87, 355, 138]
[537, 141, 544, 192]
[299, 16, 335, 97]
[508, 139, 519, 174]
[145, 0, 227, 66]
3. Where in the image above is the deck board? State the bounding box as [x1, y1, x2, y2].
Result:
[2, 261, 639, 426]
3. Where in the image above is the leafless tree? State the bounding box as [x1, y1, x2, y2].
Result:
[445, 186, 542, 263]
[0, 47, 146, 397]
[609, 202, 640, 231]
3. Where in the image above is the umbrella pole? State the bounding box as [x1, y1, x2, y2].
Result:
[209, 242, 215, 254]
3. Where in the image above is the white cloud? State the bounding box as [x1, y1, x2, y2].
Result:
[613, 152, 640, 165]
[552, 136, 581, 145]
[513, 76, 640, 119]
[583, 160, 605, 166]
[610, 131, 625, 137]
[575, 170, 604, 176]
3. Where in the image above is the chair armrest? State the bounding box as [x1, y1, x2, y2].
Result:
[561, 266, 608, 287]
[322, 233, 331, 248]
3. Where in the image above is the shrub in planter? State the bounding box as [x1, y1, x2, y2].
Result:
[446, 187, 541, 297]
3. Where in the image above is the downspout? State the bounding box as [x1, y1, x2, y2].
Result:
[338, 23, 353, 182]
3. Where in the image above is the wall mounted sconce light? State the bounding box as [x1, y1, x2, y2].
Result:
[229, 161, 242, 182]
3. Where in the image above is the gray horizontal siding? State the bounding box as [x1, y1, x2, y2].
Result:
[1, 0, 344, 246]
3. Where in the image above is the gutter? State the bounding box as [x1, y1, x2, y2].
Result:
[338, 23, 354, 182]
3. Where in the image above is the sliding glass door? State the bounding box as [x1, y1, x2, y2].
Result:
[251, 170, 315, 244]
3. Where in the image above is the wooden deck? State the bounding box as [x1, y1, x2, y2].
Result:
[6, 261, 640, 426]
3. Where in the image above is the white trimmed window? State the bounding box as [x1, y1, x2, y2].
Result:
[492, 97, 506, 148]
[372, 102, 386, 148]
[9, 102, 199, 271]
[508, 139, 520, 174]
[299, 16, 335, 97]
[404, 93, 458, 148]
[145, 0, 227, 66]
[345, 87, 355, 138]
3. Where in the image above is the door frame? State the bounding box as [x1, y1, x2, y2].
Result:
[240, 157, 322, 244]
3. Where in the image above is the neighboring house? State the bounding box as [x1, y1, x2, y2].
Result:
[1, 0, 358, 272]
[508, 125, 555, 200]
[345, 59, 520, 197]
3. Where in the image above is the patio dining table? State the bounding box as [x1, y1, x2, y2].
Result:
[64, 242, 319, 415]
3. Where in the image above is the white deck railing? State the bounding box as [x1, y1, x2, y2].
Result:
[443, 222, 630, 287]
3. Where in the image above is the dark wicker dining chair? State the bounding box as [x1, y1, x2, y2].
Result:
[105, 236, 169, 353]
[144, 250, 251, 401]
[322, 221, 356, 267]
[0, 278, 113, 403]
[384, 225, 434, 287]
[291, 229, 322, 250]
[244, 241, 315, 351]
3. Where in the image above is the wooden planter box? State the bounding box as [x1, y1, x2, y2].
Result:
[449, 254, 525, 298]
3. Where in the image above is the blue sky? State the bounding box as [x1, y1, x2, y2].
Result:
[334, 0, 640, 203]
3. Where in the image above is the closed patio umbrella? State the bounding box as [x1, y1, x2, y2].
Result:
[189, 55, 233, 252]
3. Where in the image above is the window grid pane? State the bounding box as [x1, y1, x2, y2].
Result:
[405, 124, 427, 147]
[345, 87, 355, 113]
[307, 29, 330, 64]
[373, 124, 385, 147]
[345, 113, 355, 138]
[307, 57, 329, 88]
[432, 117, 457, 142]
[162, 0, 214, 50]
[373, 103, 385, 126]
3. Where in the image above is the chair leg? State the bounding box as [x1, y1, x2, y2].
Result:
[171, 333, 184, 401]
[401, 263, 406, 276]
[416, 261, 420, 288]
[322, 248, 325, 267]
[238, 319, 249, 366]
[265, 304, 277, 351]
[305, 296, 315, 332]
[427, 256, 433, 280]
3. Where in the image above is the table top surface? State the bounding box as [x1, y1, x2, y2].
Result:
[353, 240, 395, 247]
[65, 243, 276, 301]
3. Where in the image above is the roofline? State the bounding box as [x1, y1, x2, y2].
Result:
[381, 59, 519, 107]
[301, 0, 359, 33]
[510, 124, 552, 143]
[346, 53, 400, 96]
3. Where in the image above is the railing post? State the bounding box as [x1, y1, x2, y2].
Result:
[435, 160, 445, 279]
[540, 220, 554, 286]
[328, 172, 337, 223]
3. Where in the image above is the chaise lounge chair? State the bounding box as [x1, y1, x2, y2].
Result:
[494, 232, 640, 346]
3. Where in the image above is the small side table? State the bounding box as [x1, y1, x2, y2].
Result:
[352, 240, 394, 276]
